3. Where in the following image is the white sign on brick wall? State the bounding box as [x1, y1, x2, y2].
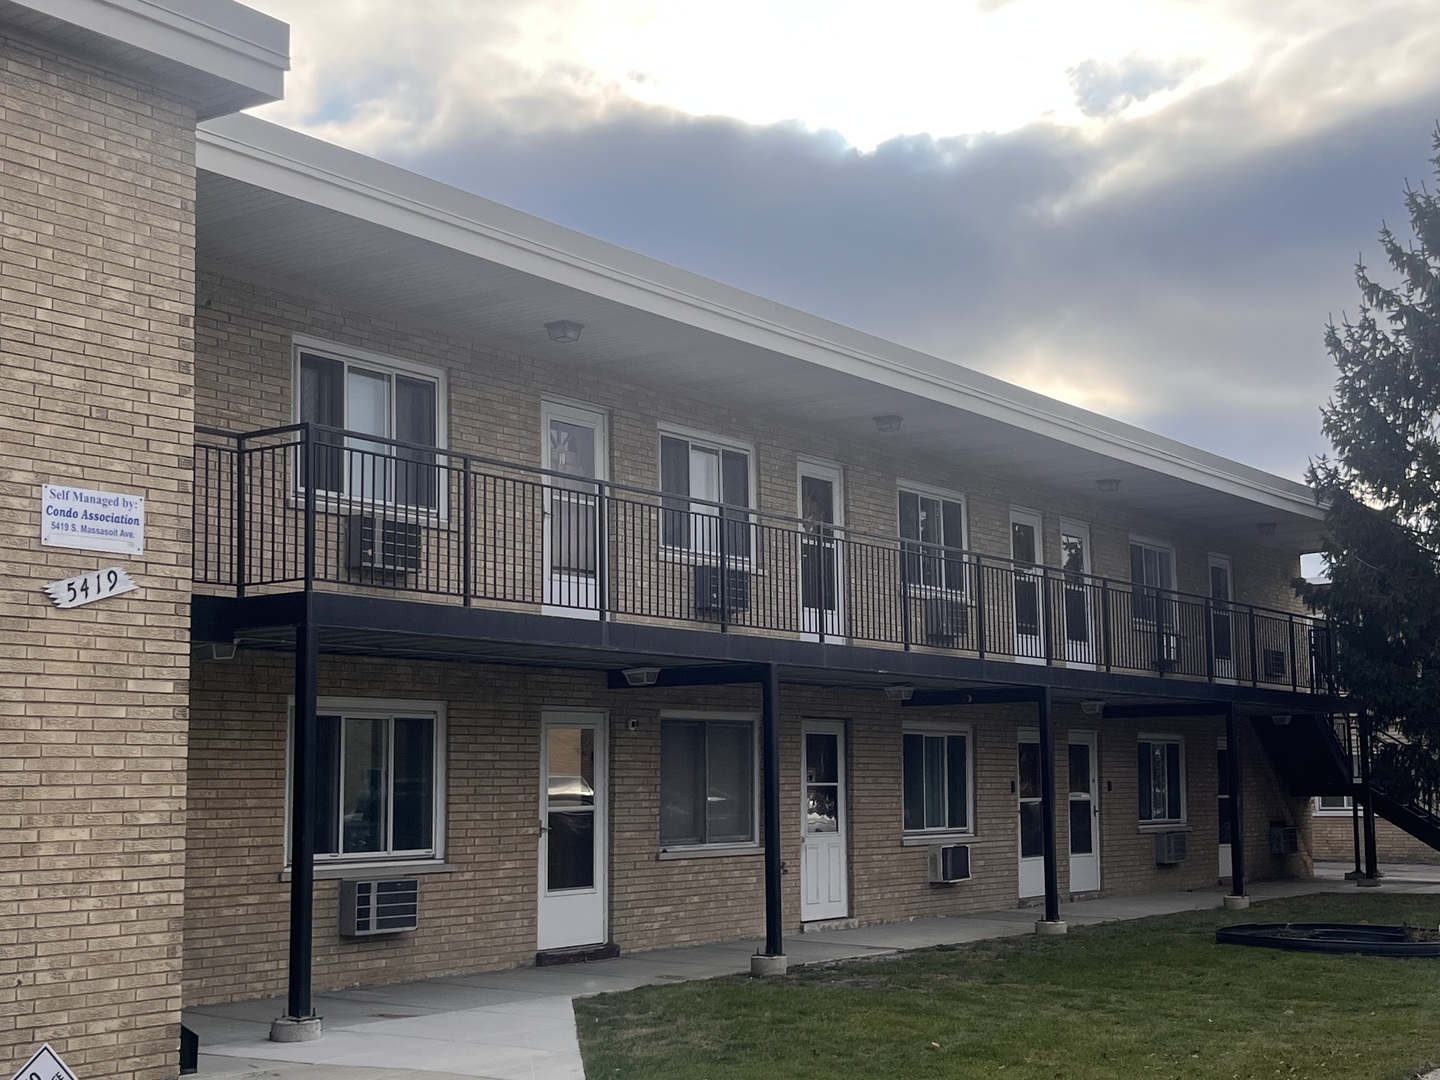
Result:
[40, 484, 145, 555]
[9, 1043, 79, 1080]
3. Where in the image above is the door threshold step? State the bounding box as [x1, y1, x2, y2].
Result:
[536, 942, 621, 966]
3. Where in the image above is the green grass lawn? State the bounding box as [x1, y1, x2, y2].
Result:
[575, 894, 1440, 1080]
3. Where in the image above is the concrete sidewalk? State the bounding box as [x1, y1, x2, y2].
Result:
[184, 863, 1440, 1080]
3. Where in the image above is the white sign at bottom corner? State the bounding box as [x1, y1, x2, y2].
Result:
[10, 1043, 79, 1080]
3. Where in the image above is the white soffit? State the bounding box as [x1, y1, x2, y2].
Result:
[196, 114, 1323, 531]
[0, 0, 287, 116]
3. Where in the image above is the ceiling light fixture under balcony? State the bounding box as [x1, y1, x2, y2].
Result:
[545, 319, 584, 343]
[873, 415, 903, 433]
[1095, 478, 1121, 493]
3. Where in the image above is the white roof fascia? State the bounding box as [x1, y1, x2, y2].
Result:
[197, 114, 1322, 522]
[3, 0, 287, 105]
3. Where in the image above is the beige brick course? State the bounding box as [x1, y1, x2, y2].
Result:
[1, 32, 196, 1080]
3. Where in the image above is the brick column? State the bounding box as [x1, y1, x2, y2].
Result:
[0, 35, 197, 1080]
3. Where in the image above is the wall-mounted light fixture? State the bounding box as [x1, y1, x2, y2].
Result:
[884, 684, 915, 702]
[1080, 700, 1105, 716]
[622, 666, 661, 687]
[1095, 478, 1121, 493]
[545, 319, 584, 343]
[1272, 714, 1292, 726]
[873, 415, 903, 433]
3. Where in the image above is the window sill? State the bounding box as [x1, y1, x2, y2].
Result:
[280, 860, 456, 882]
[902, 832, 979, 847]
[656, 843, 762, 861]
[657, 548, 763, 574]
[1136, 823, 1189, 834]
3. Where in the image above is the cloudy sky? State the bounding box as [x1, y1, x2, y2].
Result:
[242, 0, 1440, 483]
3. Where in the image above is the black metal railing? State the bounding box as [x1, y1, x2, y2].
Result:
[193, 423, 1331, 690]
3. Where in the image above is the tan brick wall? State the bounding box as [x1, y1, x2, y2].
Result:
[0, 34, 196, 1080]
[1311, 808, 1440, 865]
[192, 270, 1305, 622]
[185, 654, 1304, 1006]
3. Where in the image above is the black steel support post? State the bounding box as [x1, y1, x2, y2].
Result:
[1225, 705, 1246, 897]
[761, 663, 784, 957]
[1359, 715, 1380, 882]
[286, 602, 318, 1020]
[1037, 687, 1060, 924]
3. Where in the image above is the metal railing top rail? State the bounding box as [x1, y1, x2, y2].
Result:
[194, 423, 1323, 631]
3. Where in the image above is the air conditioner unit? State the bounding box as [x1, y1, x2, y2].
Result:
[1154, 830, 1188, 865]
[694, 564, 751, 613]
[339, 878, 420, 936]
[1262, 648, 1288, 681]
[1269, 824, 1299, 856]
[927, 843, 971, 883]
[922, 596, 968, 643]
[346, 515, 422, 573]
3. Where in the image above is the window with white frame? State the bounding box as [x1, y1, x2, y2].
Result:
[1315, 795, 1355, 813]
[659, 433, 752, 557]
[289, 700, 445, 863]
[659, 714, 757, 848]
[902, 724, 971, 834]
[898, 488, 966, 593]
[296, 343, 443, 510]
[1137, 736, 1185, 823]
[1129, 538, 1176, 626]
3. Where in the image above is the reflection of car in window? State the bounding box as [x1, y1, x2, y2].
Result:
[548, 774, 595, 808]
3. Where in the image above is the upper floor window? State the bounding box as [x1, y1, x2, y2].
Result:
[660, 432, 752, 557]
[296, 342, 443, 510]
[1129, 538, 1175, 625]
[898, 487, 966, 593]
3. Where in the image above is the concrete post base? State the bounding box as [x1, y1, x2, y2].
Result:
[270, 1016, 323, 1043]
[1357, 877, 1383, 888]
[1223, 895, 1251, 910]
[1034, 920, 1068, 936]
[1343, 870, 1365, 881]
[751, 953, 788, 977]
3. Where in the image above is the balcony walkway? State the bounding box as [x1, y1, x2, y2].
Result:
[184, 862, 1440, 1080]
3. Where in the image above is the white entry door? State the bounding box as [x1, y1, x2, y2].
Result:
[1060, 521, 1095, 667]
[800, 722, 848, 921]
[1018, 733, 1045, 898]
[542, 401, 608, 616]
[799, 461, 844, 639]
[1068, 732, 1100, 893]
[1010, 509, 1045, 662]
[537, 711, 607, 951]
[1217, 738, 1232, 879]
[1209, 555, 1234, 681]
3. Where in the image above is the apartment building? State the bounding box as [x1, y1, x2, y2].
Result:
[1, 3, 1339, 1078]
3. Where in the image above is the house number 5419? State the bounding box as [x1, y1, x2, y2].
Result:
[42, 567, 138, 609]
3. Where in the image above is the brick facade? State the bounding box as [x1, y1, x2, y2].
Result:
[183, 652, 1304, 1006]
[0, 34, 197, 1080]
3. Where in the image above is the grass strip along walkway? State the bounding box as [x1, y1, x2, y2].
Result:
[576, 894, 1440, 1080]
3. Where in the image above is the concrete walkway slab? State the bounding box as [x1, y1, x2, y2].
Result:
[187, 862, 1440, 1080]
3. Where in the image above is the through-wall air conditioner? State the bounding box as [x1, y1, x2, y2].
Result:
[1154, 830, 1188, 865]
[1262, 648, 1288, 681]
[339, 878, 420, 936]
[694, 564, 751, 613]
[346, 515, 423, 573]
[922, 596, 968, 643]
[927, 843, 972, 883]
[1269, 824, 1299, 856]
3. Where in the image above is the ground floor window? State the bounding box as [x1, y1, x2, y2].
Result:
[1315, 794, 1355, 813]
[1138, 736, 1185, 823]
[660, 714, 756, 849]
[902, 726, 971, 834]
[289, 699, 445, 863]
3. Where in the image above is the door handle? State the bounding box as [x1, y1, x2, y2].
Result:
[538, 820, 548, 835]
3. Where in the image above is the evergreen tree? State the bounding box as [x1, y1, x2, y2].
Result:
[1302, 126, 1440, 756]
